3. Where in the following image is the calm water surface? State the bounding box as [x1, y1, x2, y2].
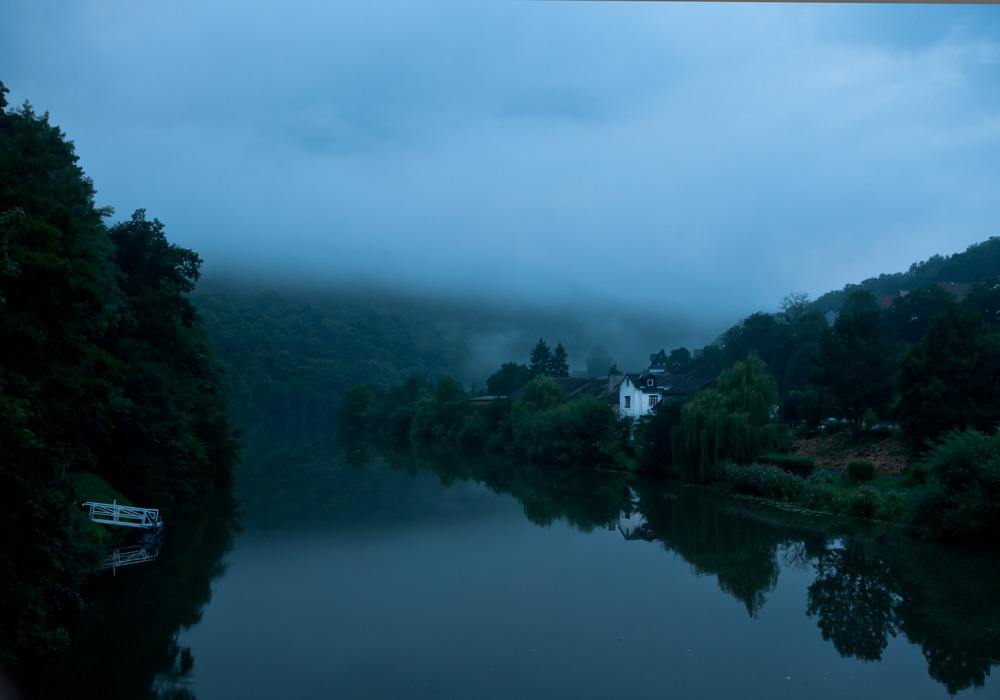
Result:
[17, 445, 1000, 700]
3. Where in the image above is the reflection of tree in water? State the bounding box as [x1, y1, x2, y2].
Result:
[806, 539, 900, 662]
[891, 539, 1000, 695]
[805, 536, 1000, 694]
[635, 484, 825, 618]
[357, 439, 1000, 696]
[398, 446, 635, 534]
[17, 493, 239, 700]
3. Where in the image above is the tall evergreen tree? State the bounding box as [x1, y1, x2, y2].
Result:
[549, 342, 569, 378]
[529, 338, 551, 376]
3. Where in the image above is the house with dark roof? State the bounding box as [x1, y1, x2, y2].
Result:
[618, 372, 716, 419]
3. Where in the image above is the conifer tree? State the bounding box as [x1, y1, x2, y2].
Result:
[529, 338, 551, 376]
[550, 343, 570, 378]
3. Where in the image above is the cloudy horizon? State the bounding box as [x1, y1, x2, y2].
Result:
[4, 1, 999, 332]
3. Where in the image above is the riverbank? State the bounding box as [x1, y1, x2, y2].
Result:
[788, 433, 912, 475]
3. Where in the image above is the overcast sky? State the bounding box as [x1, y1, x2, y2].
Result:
[4, 1, 1000, 329]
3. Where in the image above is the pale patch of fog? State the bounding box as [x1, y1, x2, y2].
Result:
[418, 293, 720, 386]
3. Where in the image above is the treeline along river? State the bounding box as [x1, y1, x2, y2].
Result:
[16, 424, 1000, 700]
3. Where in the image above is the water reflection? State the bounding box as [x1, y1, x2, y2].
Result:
[16, 493, 239, 700]
[392, 450, 1000, 695]
[97, 529, 164, 574]
[23, 433, 1000, 698]
[807, 540, 900, 662]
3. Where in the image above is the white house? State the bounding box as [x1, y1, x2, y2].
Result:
[619, 373, 671, 419]
[619, 371, 717, 420]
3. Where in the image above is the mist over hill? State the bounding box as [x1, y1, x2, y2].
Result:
[193, 274, 717, 404]
[193, 235, 1000, 442]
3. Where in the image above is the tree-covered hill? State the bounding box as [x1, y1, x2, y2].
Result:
[0, 82, 240, 664]
[812, 237, 1000, 312]
[190, 276, 708, 433]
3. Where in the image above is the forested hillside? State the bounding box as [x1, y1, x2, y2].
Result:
[0, 83, 240, 664]
[191, 277, 704, 433]
[812, 238, 1000, 312]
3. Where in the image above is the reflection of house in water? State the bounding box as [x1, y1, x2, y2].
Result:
[610, 490, 655, 541]
[615, 511, 655, 541]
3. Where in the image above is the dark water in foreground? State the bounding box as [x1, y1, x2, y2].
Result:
[15, 446, 1000, 699]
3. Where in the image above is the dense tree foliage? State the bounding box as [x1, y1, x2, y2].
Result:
[812, 237, 1000, 313]
[340, 371, 632, 472]
[0, 83, 239, 664]
[486, 362, 529, 396]
[672, 353, 779, 481]
[962, 276, 1000, 326]
[882, 285, 955, 345]
[910, 430, 1000, 541]
[667, 347, 693, 374]
[898, 307, 1000, 448]
[815, 291, 894, 438]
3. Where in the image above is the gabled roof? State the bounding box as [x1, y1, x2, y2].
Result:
[661, 375, 717, 396]
[556, 375, 624, 404]
[508, 375, 625, 404]
[625, 372, 686, 394]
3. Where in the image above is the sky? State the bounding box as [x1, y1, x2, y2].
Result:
[3, 0, 1000, 332]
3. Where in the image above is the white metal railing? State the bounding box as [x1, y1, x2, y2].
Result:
[82, 500, 162, 529]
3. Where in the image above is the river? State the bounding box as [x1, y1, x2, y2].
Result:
[14, 437, 1000, 699]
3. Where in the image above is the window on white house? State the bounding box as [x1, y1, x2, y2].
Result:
[647, 378, 654, 387]
[649, 395, 658, 407]
[624, 396, 631, 408]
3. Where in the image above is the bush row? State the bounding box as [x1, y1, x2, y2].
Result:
[717, 462, 904, 522]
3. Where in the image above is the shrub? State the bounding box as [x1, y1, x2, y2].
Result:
[759, 466, 804, 500]
[907, 462, 929, 486]
[758, 453, 815, 478]
[910, 429, 1000, 541]
[719, 463, 804, 501]
[877, 491, 903, 521]
[848, 460, 876, 483]
[800, 473, 835, 511]
[847, 485, 882, 519]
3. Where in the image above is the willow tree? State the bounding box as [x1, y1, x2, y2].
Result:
[673, 353, 779, 481]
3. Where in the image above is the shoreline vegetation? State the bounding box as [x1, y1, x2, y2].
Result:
[0, 83, 241, 666]
[336, 240, 1000, 547]
[341, 348, 1000, 544]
